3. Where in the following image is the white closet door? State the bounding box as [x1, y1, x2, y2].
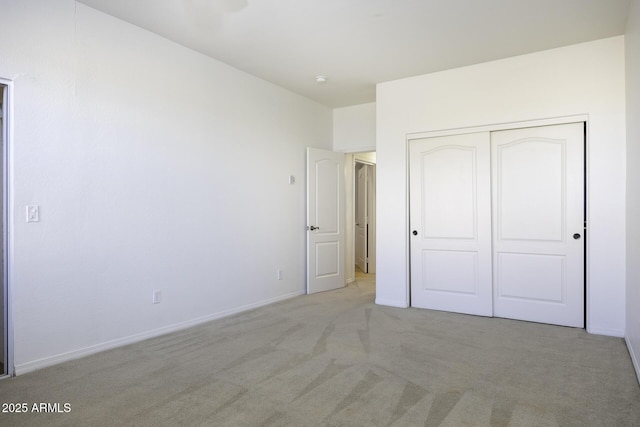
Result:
[409, 133, 493, 316]
[491, 123, 584, 327]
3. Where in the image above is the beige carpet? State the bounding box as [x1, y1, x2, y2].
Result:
[0, 273, 639, 426]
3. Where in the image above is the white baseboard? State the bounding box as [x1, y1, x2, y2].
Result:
[375, 297, 409, 308]
[625, 336, 640, 386]
[586, 326, 625, 337]
[14, 290, 305, 376]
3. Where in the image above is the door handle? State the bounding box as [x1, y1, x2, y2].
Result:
[308, 226, 320, 231]
[412, 230, 418, 236]
[573, 233, 581, 240]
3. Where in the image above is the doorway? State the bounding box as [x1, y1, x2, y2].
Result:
[306, 149, 376, 292]
[352, 152, 376, 279]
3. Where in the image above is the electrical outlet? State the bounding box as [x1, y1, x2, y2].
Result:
[288, 175, 295, 185]
[152, 290, 161, 304]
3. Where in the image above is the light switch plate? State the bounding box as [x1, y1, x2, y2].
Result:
[26, 205, 40, 223]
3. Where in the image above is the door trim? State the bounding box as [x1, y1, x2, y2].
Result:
[406, 115, 588, 328]
[407, 115, 589, 140]
[0, 78, 14, 378]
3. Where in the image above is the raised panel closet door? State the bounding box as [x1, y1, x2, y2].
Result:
[409, 133, 493, 316]
[491, 123, 584, 327]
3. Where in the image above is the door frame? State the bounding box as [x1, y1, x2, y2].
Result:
[406, 115, 588, 327]
[0, 78, 14, 378]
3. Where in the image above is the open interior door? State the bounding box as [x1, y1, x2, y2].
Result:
[307, 148, 345, 294]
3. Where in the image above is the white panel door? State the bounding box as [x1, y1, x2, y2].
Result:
[491, 123, 584, 327]
[355, 164, 367, 272]
[409, 133, 493, 316]
[307, 148, 345, 294]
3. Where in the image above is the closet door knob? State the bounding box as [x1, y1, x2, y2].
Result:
[573, 233, 581, 240]
[412, 230, 418, 236]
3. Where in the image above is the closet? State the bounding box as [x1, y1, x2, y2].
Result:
[409, 122, 585, 327]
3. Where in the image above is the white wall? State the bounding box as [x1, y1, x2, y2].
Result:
[333, 103, 376, 153]
[377, 37, 627, 336]
[354, 152, 376, 163]
[0, 0, 333, 374]
[626, 0, 640, 382]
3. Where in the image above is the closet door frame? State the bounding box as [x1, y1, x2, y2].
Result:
[406, 115, 588, 327]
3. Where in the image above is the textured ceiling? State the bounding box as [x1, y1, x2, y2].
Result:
[77, 0, 631, 107]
